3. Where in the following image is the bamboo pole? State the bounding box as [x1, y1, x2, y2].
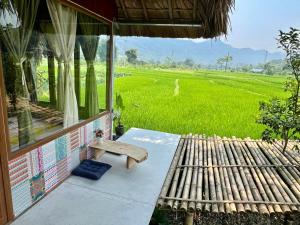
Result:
[257, 142, 300, 198]
[157, 137, 186, 207]
[173, 134, 192, 210]
[258, 143, 300, 199]
[181, 135, 195, 211]
[188, 135, 199, 211]
[196, 135, 204, 211]
[245, 139, 284, 213]
[238, 139, 274, 214]
[159, 197, 300, 206]
[224, 138, 251, 211]
[207, 137, 218, 213]
[211, 136, 224, 213]
[167, 136, 188, 208]
[203, 136, 210, 212]
[214, 137, 231, 213]
[217, 137, 237, 213]
[250, 141, 295, 213]
[232, 138, 262, 213]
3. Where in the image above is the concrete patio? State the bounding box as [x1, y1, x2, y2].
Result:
[11, 128, 180, 225]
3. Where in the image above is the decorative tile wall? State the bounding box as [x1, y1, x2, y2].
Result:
[8, 114, 111, 217]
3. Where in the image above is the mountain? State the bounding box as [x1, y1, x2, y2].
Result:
[115, 37, 284, 65]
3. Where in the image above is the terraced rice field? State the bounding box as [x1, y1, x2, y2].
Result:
[113, 66, 288, 138]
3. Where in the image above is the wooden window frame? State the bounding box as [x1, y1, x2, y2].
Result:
[0, 1, 114, 161]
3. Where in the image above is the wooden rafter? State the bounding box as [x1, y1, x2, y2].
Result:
[140, 0, 149, 21]
[167, 0, 173, 20]
[118, 0, 129, 19]
[193, 0, 197, 21]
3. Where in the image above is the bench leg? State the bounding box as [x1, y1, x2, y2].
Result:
[127, 157, 137, 169]
[94, 150, 106, 159]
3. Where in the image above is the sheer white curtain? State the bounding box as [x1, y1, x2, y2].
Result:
[0, 0, 39, 146]
[41, 23, 64, 111]
[79, 15, 100, 118]
[46, 0, 78, 128]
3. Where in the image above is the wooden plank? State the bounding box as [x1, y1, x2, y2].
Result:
[140, 0, 149, 20]
[127, 157, 138, 169]
[90, 140, 148, 163]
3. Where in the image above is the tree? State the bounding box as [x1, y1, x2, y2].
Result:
[184, 58, 194, 68]
[125, 49, 138, 64]
[263, 62, 275, 75]
[257, 28, 300, 153]
[217, 53, 233, 71]
[97, 39, 107, 62]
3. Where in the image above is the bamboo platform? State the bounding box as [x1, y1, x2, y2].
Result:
[157, 135, 300, 215]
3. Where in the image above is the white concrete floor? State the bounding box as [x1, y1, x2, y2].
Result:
[12, 128, 180, 225]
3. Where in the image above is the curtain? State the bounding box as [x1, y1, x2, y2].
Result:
[0, 0, 39, 146]
[40, 23, 64, 111]
[46, 0, 78, 128]
[79, 14, 101, 118]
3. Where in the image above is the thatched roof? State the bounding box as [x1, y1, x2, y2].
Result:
[114, 0, 234, 38]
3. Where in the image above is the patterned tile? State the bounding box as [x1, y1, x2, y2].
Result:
[9, 154, 30, 188]
[44, 165, 58, 193]
[41, 140, 56, 171]
[56, 158, 70, 182]
[69, 129, 80, 151]
[80, 126, 86, 147]
[55, 135, 67, 162]
[93, 118, 102, 131]
[30, 172, 45, 202]
[9, 113, 112, 217]
[85, 121, 94, 145]
[28, 148, 43, 177]
[70, 147, 80, 170]
[11, 179, 32, 216]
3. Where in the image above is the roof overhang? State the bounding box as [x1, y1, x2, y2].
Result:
[68, 0, 235, 39]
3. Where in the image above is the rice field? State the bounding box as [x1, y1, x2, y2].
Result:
[113, 66, 288, 138]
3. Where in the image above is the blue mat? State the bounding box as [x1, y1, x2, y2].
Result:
[71, 160, 111, 180]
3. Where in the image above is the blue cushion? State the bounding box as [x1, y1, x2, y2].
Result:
[72, 160, 111, 180]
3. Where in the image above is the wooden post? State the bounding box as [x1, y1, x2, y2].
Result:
[0, 48, 14, 222]
[74, 40, 81, 106]
[106, 23, 114, 139]
[48, 52, 56, 106]
[184, 212, 194, 225]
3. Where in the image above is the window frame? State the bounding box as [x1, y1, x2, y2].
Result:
[0, 0, 114, 160]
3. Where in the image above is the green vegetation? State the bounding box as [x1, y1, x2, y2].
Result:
[257, 28, 300, 151]
[113, 66, 288, 138]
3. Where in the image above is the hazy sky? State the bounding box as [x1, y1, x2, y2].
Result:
[197, 0, 300, 52]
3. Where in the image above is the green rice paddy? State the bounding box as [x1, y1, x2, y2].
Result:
[113, 66, 288, 138]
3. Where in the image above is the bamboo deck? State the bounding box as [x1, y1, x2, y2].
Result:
[157, 135, 300, 215]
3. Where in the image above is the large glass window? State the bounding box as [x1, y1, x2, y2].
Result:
[0, 0, 110, 151]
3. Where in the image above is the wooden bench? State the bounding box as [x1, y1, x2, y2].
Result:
[89, 140, 148, 169]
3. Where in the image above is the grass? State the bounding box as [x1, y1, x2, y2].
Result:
[113, 66, 288, 139]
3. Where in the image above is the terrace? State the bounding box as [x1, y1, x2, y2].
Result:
[0, 0, 299, 225]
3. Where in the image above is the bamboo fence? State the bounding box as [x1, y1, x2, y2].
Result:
[157, 135, 300, 215]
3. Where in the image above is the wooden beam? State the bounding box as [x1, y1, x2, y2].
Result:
[118, 0, 129, 19]
[168, 0, 173, 20]
[106, 25, 114, 114]
[0, 49, 14, 222]
[193, 0, 197, 21]
[140, 0, 149, 20]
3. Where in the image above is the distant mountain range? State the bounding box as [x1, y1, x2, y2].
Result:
[115, 37, 284, 65]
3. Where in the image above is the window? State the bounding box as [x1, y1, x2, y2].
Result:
[0, 0, 111, 152]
